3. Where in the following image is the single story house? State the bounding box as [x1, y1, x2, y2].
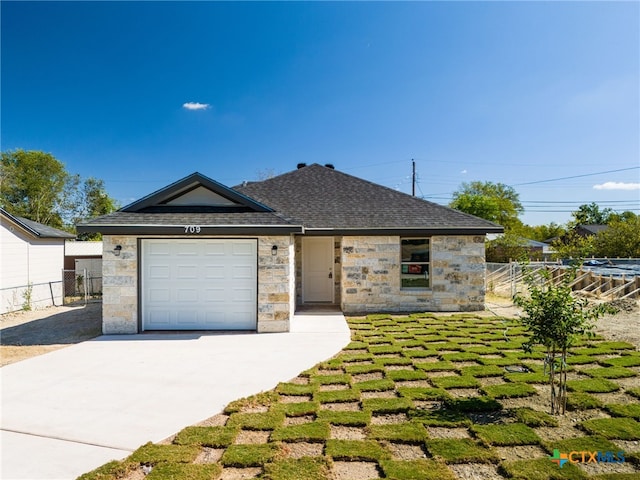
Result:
[77, 164, 503, 334]
[0, 208, 75, 314]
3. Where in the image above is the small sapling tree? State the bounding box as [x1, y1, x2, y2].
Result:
[514, 263, 614, 415]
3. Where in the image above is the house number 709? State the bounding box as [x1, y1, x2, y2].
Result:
[184, 225, 201, 234]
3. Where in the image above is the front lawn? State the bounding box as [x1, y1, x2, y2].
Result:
[79, 313, 640, 480]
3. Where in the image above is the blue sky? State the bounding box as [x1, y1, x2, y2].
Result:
[2, 1, 639, 226]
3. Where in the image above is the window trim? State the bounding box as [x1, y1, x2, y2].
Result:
[400, 237, 430, 290]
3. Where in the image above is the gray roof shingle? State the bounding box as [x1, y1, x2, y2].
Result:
[235, 164, 503, 234]
[1, 208, 76, 239]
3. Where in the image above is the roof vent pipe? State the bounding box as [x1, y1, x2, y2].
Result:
[325, 164, 335, 169]
[297, 163, 307, 169]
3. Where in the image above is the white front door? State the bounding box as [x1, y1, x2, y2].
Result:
[302, 237, 334, 303]
[141, 239, 257, 330]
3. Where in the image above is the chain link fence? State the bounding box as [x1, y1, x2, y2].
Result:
[62, 269, 102, 304]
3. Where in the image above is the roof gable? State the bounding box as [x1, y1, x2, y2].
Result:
[1, 208, 75, 239]
[122, 172, 273, 213]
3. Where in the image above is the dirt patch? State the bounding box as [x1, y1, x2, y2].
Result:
[0, 302, 102, 366]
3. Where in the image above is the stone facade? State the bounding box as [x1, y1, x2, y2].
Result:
[340, 235, 486, 314]
[101, 235, 293, 334]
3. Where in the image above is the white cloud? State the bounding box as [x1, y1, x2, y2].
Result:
[182, 102, 210, 111]
[461, 169, 467, 174]
[593, 182, 640, 191]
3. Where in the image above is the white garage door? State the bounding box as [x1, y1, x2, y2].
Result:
[141, 239, 257, 330]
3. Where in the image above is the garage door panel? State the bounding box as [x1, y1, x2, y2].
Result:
[142, 239, 257, 331]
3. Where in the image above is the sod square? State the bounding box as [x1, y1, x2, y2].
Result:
[270, 421, 330, 443]
[566, 392, 603, 411]
[314, 388, 361, 404]
[565, 354, 599, 365]
[366, 422, 428, 443]
[261, 457, 332, 480]
[369, 345, 403, 355]
[221, 444, 279, 467]
[459, 364, 504, 378]
[279, 401, 320, 417]
[605, 403, 640, 419]
[375, 357, 414, 367]
[129, 443, 200, 465]
[276, 382, 317, 396]
[599, 355, 640, 368]
[546, 435, 619, 455]
[314, 374, 351, 385]
[431, 375, 480, 389]
[581, 367, 637, 379]
[444, 396, 503, 413]
[77, 460, 137, 480]
[596, 341, 637, 351]
[513, 407, 558, 427]
[580, 417, 640, 440]
[337, 353, 374, 363]
[316, 410, 371, 426]
[227, 410, 285, 430]
[629, 387, 640, 399]
[344, 363, 385, 375]
[325, 439, 390, 461]
[173, 426, 238, 447]
[414, 361, 457, 372]
[353, 379, 396, 392]
[471, 423, 541, 446]
[482, 382, 537, 399]
[361, 397, 414, 414]
[379, 459, 456, 480]
[499, 457, 587, 480]
[408, 409, 471, 427]
[441, 352, 480, 362]
[386, 369, 428, 382]
[403, 349, 439, 359]
[425, 438, 499, 464]
[464, 346, 502, 355]
[146, 463, 222, 480]
[478, 356, 523, 366]
[566, 378, 620, 393]
[397, 387, 451, 401]
[223, 391, 280, 414]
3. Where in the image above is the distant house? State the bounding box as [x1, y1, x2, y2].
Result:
[78, 164, 503, 334]
[0, 208, 75, 314]
[574, 224, 609, 238]
[64, 240, 103, 297]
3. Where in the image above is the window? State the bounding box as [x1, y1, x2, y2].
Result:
[401, 238, 430, 288]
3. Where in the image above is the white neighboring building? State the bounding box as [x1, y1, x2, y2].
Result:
[0, 208, 75, 314]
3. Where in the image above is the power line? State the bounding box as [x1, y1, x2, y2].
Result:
[511, 167, 640, 187]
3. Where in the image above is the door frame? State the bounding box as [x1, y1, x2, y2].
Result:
[301, 236, 334, 304]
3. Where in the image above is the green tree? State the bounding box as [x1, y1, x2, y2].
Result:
[571, 202, 613, 226]
[551, 230, 596, 260]
[0, 149, 75, 228]
[1, 149, 117, 233]
[449, 181, 523, 230]
[72, 177, 120, 240]
[593, 215, 640, 258]
[486, 233, 531, 263]
[514, 264, 614, 415]
[519, 222, 566, 243]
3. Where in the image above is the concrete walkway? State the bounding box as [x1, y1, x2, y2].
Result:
[1, 311, 351, 480]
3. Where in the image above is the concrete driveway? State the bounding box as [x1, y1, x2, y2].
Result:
[1, 312, 351, 480]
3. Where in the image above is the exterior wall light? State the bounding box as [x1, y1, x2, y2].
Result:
[271, 245, 278, 256]
[114, 245, 122, 256]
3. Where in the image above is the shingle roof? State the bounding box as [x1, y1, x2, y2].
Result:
[235, 164, 503, 234]
[1, 208, 76, 239]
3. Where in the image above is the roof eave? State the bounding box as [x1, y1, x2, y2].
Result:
[301, 226, 504, 236]
[76, 224, 304, 235]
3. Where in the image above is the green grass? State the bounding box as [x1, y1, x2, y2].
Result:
[581, 366, 637, 379]
[599, 355, 640, 368]
[173, 426, 237, 447]
[580, 417, 640, 440]
[279, 401, 320, 417]
[361, 397, 414, 414]
[325, 439, 390, 461]
[566, 378, 620, 393]
[385, 369, 428, 381]
[77, 460, 138, 480]
[220, 444, 279, 467]
[314, 388, 361, 403]
[513, 407, 558, 427]
[430, 375, 480, 389]
[128, 443, 200, 465]
[605, 403, 640, 419]
[270, 421, 330, 442]
[262, 457, 332, 480]
[500, 458, 587, 480]
[146, 463, 221, 480]
[566, 392, 604, 411]
[226, 410, 285, 430]
[444, 396, 502, 413]
[353, 379, 396, 391]
[379, 459, 457, 480]
[471, 423, 541, 446]
[276, 382, 317, 396]
[397, 386, 451, 401]
[545, 435, 619, 455]
[314, 373, 351, 385]
[426, 438, 499, 463]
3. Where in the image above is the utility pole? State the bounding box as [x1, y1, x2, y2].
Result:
[412, 159, 416, 196]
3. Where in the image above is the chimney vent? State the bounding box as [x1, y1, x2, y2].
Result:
[325, 164, 335, 169]
[297, 163, 307, 169]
